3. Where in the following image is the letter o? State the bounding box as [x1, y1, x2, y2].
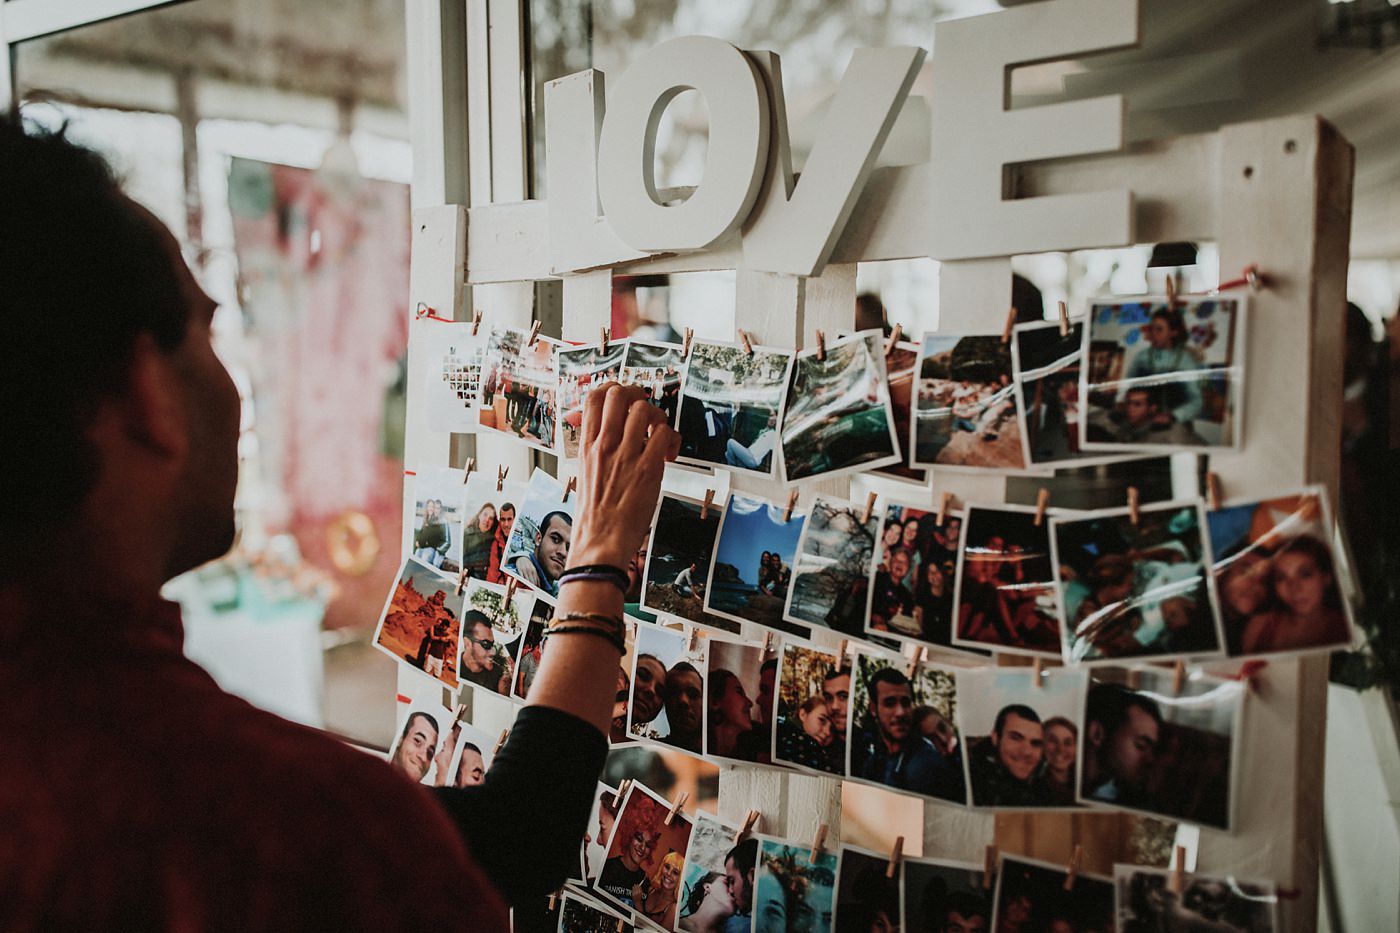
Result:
[597, 36, 770, 253]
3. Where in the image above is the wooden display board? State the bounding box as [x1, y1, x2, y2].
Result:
[400, 2, 1354, 929]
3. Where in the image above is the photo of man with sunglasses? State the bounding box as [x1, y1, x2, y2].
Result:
[459, 610, 513, 694]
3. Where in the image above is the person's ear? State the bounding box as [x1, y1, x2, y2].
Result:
[105, 332, 188, 463]
[1087, 720, 1105, 749]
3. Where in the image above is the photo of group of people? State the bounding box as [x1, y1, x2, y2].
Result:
[705, 638, 778, 766]
[833, 846, 899, 933]
[557, 340, 627, 459]
[773, 642, 848, 775]
[904, 857, 988, 933]
[421, 321, 486, 434]
[410, 465, 465, 575]
[706, 494, 808, 636]
[1013, 319, 1128, 469]
[1114, 865, 1278, 933]
[592, 783, 694, 929]
[640, 493, 739, 634]
[460, 471, 526, 582]
[560, 890, 633, 933]
[501, 469, 577, 598]
[628, 624, 707, 754]
[677, 339, 794, 478]
[675, 813, 753, 933]
[952, 505, 1061, 657]
[620, 340, 685, 426]
[372, 556, 463, 691]
[912, 334, 1026, 470]
[1081, 298, 1244, 450]
[511, 600, 555, 701]
[866, 503, 963, 650]
[784, 497, 879, 637]
[387, 687, 500, 790]
[478, 324, 559, 450]
[754, 837, 840, 933]
[992, 855, 1113, 933]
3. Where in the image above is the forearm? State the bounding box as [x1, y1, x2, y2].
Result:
[525, 578, 626, 734]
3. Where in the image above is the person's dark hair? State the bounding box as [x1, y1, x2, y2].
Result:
[462, 610, 493, 634]
[869, 666, 910, 700]
[536, 510, 573, 537]
[458, 741, 482, 757]
[708, 668, 738, 704]
[760, 658, 778, 676]
[855, 292, 892, 336]
[1, 118, 190, 570]
[725, 837, 757, 874]
[822, 666, 850, 685]
[669, 661, 701, 682]
[993, 703, 1041, 737]
[1011, 274, 1044, 324]
[682, 870, 724, 918]
[500, 501, 516, 513]
[1149, 306, 1188, 346]
[943, 889, 989, 925]
[401, 710, 440, 741]
[1086, 683, 1163, 741]
[1274, 535, 1342, 610]
[1124, 385, 1164, 410]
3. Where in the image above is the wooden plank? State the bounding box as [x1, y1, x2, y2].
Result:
[1, 0, 176, 42]
[406, 0, 469, 209]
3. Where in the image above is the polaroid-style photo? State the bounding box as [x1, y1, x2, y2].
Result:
[610, 622, 640, 746]
[511, 599, 553, 701]
[675, 812, 748, 932]
[501, 468, 578, 599]
[559, 889, 633, 933]
[477, 324, 560, 452]
[441, 719, 499, 789]
[1080, 667, 1244, 831]
[1115, 864, 1278, 933]
[372, 556, 462, 691]
[639, 492, 739, 634]
[780, 330, 901, 483]
[874, 340, 931, 485]
[1013, 318, 1133, 469]
[457, 578, 534, 698]
[619, 339, 685, 426]
[706, 493, 810, 636]
[387, 686, 454, 786]
[1051, 500, 1225, 664]
[772, 641, 847, 776]
[753, 836, 841, 933]
[956, 666, 1087, 810]
[676, 338, 795, 478]
[557, 339, 629, 459]
[866, 502, 966, 652]
[1080, 297, 1245, 451]
[911, 333, 1026, 470]
[422, 321, 487, 433]
[592, 782, 693, 928]
[1206, 487, 1356, 659]
[580, 783, 622, 883]
[784, 496, 880, 638]
[627, 622, 707, 755]
[833, 845, 902, 933]
[951, 504, 1063, 657]
[848, 651, 967, 805]
[705, 636, 780, 766]
[409, 465, 465, 576]
[991, 855, 1113, 933]
[460, 471, 529, 584]
[902, 856, 988, 933]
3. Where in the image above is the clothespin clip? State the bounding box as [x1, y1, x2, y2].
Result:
[837, 640, 849, 661]
[503, 575, 518, 611]
[860, 491, 878, 525]
[1127, 486, 1141, 525]
[782, 489, 799, 523]
[1063, 844, 1084, 891]
[1002, 306, 1018, 343]
[471, 310, 483, 336]
[886, 836, 904, 878]
[494, 728, 510, 756]
[547, 889, 560, 911]
[456, 566, 470, 596]
[815, 329, 827, 362]
[462, 458, 476, 483]
[936, 491, 952, 526]
[906, 647, 925, 679]
[600, 326, 610, 353]
[885, 323, 903, 356]
[734, 809, 761, 843]
[1168, 845, 1187, 894]
[1030, 656, 1045, 688]
[701, 488, 715, 521]
[1034, 488, 1050, 527]
[763, 631, 775, 654]
[809, 824, 828, 862]
[1206, 472, 1222, 510]
[526, 320, 542, 347]
[683, 327, 695, 359]
[1172, 660, 1187, 695]
[738, 330, 754, 356]
[1299, 492, 1321, 523]
[615, 917, 626, 933]
[496, 465, 509, 492]
[562, 475, 577, 502]
[616, 778, 633, 801]
[1058, 300, 1070, 337]
[687, 626, 700, 653]
[1164, 275, 1181, 309]
[665, 791, 690, 825]
[983, 845, 998, 889]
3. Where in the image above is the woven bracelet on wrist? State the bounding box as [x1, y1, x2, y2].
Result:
[552, 611, 626, 636]
[559, 572, 630, 594]
[558, 565, 631, 591]
[546, 624, 626, 654]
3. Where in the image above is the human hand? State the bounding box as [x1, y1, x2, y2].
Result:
[571, 382, 680, 568]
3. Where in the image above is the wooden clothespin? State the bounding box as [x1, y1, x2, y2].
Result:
[815, 329, 827, 362]
[615, 778, 633, 802]
[462, 457, 476, 482]
[494, 728, 510, 756]
[1058, 300, 1070, 336]
[936, 491, 952, 526]
[885, 323, 903, 356]
[496, 465, 509, 492]
[1034, 488, 1050, 527]
[983, 845, 998, 889]
[562, 475, 577, 501]
[471, 309, 483, 336]
[701, 488, 715, 521]
[547, 889, 559, 911]
[782, 489, 799, 523]
[860, 491, 878, 525]
[1206, 472, 1223, 510]
[526, 320, 542, 347]
[1032, 656, 1043, 688]
[687, 626, 700, 653]
[809, 824, 828, 861]
[1002, 306, 1018, 343]
[738, 330, 754, 356]
[1172, 659, 1187, 695]
[1168, 844, 1187, 894]
[906, 647, 925, 679]
[886, 836, 904, 879]
[1127, 486, 1141, 525]
[665, 791, 689, 825]
[837, 639, 849, 661]
[600, 326, 610, 353]
[763, 631, 775, 654]
[503, 575, 518, 611]
[456, 566, 470, 596]
[734, 809, 761, 843]
[1062, 844, 1084, 891]
[1164, 275, 1180, 309]
[683, 327, 695, 359]
[615, 917, 626, 933]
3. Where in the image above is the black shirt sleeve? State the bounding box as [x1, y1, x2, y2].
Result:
[431, 705, 607, 907]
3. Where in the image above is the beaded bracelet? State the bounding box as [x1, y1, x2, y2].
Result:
[545, 624, 627, 654]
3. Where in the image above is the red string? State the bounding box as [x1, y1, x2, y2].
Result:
[415, 302, 454, 323]
[1213, 264, 1262, 293]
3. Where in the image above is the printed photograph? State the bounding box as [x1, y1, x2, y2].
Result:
[456, 578, 531, 698]
[903, 857, 987, 933]
[957, 666, 1088, 809]
[912, 333, 1026, 470]
[512, 599, 554, 701]
[592, 783, 693, 928]
[677, 338, 795, 477]
[706, 494, 809, 636]
[559, 890, 633, 933]
[1115, 865, 1277, 933]
[423, 322, 486, 433]
[477, 324, 560, 451]
[1206, 488, 1355, 658]
[610, 623, 640, 746]
[1081, 668, 1243, 831]
[557, 339, 628, 459]
[371, 556, 462, 691]
[848, 652, 966, 805]
[952, 505, 1062, 657]
[784, 496, 880, 638]
[440, 719, 498, 789]
[867, 503, 964, 651]
[676, 813, 748, 933]
[620, 339, 685, 426]
[461, 471, 528, 583]
[1013, 319, 1131, 469]
[581, 783, 622, 883]
[705, 637, 780, 766]
[640, 492, 739, 633]
[628, 622, 707, 755]
[781, 331, 900, 483]
[501, 468, 577, 598]
[874, 340, 930, 485]
[1051, 501, 1225, 664]
[833, 845, 901, 933]
[773, 641, 847, 776]
[991, 855, 1113, 933]
[753, 836, 840, 933]
[1081, 297, 1244, 450]
[387, 687, 453, 785]
[410, 465, 465, 575]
